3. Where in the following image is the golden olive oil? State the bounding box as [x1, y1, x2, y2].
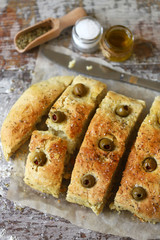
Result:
[100, 25, 134, 62]
[106, 29, 131, 49]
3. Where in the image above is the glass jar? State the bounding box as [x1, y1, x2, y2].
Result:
[100, 25, 134, 62]
[72, 16, 103, 53]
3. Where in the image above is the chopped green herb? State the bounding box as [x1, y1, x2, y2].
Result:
[16, 26, 51, 49]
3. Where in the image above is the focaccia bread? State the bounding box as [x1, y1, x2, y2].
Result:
[24, 75, 107, 197]
[112, 96, 160, 223]
[1, 76, 73, 160]
[66, 91, 145, 215]
[24, 130, 68, 198]
[46, 75, 107, 154]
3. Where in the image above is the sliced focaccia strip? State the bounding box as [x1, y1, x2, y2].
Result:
[24, 76, 106, 197]
[24, 130, 68, 198]
[66, 91, 145, 215]
[113, 96, 160, 223]
[1, 76, 73, 160]
[46, 75, 107, 154]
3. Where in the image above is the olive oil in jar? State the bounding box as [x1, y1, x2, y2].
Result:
[100, 25, 134, 62]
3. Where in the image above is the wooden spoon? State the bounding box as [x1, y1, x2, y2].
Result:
[14, 7, 87, 53]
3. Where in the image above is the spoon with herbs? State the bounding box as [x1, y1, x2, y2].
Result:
[14, 7, 86, 53]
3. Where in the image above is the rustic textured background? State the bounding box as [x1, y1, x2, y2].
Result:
[0, 0, 160, 239]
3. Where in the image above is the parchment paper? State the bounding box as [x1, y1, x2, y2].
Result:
[7, 38, 160, 240]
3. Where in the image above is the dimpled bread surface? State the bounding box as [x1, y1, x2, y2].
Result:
[66, 91, 145, 215]
[24, 75, 107, 197]
[113, 96, 160, 223]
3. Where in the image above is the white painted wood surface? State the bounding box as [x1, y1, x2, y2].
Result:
[0, 0, 160, 239]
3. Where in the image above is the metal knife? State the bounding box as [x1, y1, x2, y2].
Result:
[42, 47, 160, 92]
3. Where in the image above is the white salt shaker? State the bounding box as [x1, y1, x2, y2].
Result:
[72, 16, 103, 53]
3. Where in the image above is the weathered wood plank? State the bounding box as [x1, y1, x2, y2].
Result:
[0, 0, 160, 239]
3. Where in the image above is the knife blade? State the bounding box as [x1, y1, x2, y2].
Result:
[42, 47, 160, 92]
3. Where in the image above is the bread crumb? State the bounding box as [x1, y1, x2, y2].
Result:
[68, 59, 76, 69]
[10, 88, 14, 92]
[86, 65, 93, 70]
[109, 202, 115, 210]
[15, 205, 23, 211]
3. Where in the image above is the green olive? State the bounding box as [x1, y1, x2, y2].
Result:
[81, 174, 96, 188]
[98, 138, 114, 151]
[131, 186, 147, 201]
[115, 105, 131, 117]
[142, 157, 157, 172]
[73, 83, 86, 97]
[52, 111, 65, 123]
[33, 151, 47, 166]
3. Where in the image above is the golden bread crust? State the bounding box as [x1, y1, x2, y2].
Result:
[47, 75, 107, 153]
[24, 75, 107, 198]
[113, 96, 160, 223]
[1, 76, 73, 160]
[24, 130, 68, 198]
[66, 91, 145, 214]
